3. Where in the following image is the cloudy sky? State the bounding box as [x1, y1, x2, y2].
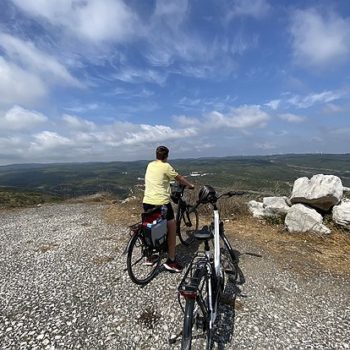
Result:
[0, 0, 349, 165]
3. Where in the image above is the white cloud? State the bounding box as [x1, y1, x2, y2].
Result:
[30, 131, 72, 151]
[323, 103, 343, 113]
[208, 105, 270, 129]
[290, 9, 350, 67]
[62, 114, 96, 131]
[11, 0, 138, 43]
[121, 124, 197, 146]
[0, 57, 46, 106]
[265, 99, 281, 110]
[228, 0, 271, 19]
[173, 115, 201, 127]
[0, 106, 48, 131]
[279, 113, 305, 123]
[0, 33, 81, 87]
[113, 67, 167, 85]
[287, 90, 344, 108]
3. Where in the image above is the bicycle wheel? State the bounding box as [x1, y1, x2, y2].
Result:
[178, 206, 198, 246]
[181, 268, 211, 350]
[220, 234, 238, 283]
[127, 231, 161, 285]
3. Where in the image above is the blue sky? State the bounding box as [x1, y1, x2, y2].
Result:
[0, 0, 349, 165]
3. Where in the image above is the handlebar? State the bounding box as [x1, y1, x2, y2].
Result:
[189, 189, 246, 211]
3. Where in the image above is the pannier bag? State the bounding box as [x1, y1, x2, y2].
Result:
[146, 219, 167, 249]
[141, 208, 167, 249]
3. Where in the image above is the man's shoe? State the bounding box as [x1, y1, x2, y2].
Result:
[163, 259, 183, 273]
[143, 254, 159, 266]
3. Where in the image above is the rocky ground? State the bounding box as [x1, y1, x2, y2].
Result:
[0, 202, 349, 349]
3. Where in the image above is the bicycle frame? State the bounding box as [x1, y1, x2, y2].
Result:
[210, 205, 223, 328]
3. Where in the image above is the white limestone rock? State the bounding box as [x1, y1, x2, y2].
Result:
[249, 197, 290, 218]
[263, 196, 290, 215]
[285, 204, 331, 234]
[290, 174, 343, 211]
[248, 200, 267, 218]
[332, 199, 350, 230]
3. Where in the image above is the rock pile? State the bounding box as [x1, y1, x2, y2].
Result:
[248, 174, 350, 234]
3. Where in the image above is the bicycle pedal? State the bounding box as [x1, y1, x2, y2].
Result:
[225, 269, 236, 275]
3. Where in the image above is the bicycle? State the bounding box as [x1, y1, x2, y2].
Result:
[171, 182, 199, 246]
[176, 185, 244, 349]
[126, 185, 197, 285]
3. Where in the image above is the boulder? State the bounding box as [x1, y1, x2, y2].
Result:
[285, 204, 331, 234]
[290, 174, 343, 211]
[248, 200, 267, 218]
[263, 196, 290, 215]
[332, 199, 350, 230]
[248, 197, 290, 218]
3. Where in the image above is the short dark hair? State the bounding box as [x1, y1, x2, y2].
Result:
[156, 146, 169, 161]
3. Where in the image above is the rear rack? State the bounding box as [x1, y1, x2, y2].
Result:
[178, 253, 209, 303]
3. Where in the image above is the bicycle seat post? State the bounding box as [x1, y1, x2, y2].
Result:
[204, 240, 210, 252]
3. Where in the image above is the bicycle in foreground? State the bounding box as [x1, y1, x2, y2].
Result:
[126, 184, 198, 285]
[176, 185, 244, 349]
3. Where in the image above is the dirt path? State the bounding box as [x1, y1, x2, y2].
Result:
[0, 202, 349, 349]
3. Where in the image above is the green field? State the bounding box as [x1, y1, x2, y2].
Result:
[0, 154, 349, 207]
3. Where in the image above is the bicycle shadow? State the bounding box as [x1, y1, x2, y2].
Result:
[212, 249, 246, 350]
[175, 237, 201, 267]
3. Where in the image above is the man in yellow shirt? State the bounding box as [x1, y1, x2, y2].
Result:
[143, 146, 194, 272]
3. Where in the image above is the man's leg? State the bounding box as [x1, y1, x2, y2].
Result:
[167, 219, 176, 261]
[164, 219, 183, 272]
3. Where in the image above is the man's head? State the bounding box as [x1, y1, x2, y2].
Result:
[156, 145, 169, 161]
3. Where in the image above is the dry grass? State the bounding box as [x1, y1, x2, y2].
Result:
[225, 216, 350, 278]
[103, 196, 142, 226]
[103, 197, 350, 278]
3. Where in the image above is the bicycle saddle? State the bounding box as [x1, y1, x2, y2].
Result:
[194, 225, 213, 241]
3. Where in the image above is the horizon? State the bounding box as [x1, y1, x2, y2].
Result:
[1, 0, 350, 165]
[1, 152, 349, 168]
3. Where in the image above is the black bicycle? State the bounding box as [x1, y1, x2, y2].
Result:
[171, 183, 199, 246]
[177, 185, 244, 349]
[126, 184, 198, 285]
[126, 206, 168, 285]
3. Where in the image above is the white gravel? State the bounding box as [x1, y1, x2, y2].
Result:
[0, 202, 349, 349]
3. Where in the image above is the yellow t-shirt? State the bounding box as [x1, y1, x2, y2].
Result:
[143, 160, 178, 205]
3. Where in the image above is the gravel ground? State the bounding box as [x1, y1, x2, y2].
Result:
[0, 202, 349, 350]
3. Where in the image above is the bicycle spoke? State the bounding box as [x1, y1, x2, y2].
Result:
[127, 233, 160, 285]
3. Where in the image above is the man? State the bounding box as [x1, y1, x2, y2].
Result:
[143, 146, 194, 272]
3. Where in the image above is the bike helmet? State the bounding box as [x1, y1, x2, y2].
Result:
[198, 185, 217, 203]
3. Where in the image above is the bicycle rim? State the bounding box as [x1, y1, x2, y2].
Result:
[178, 207, 198, 246]
[126, 232, 160, 285]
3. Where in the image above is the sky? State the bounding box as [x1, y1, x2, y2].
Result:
[0, 0, 349, 165]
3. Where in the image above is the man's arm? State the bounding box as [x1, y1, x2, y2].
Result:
[175, 174, 195, 189]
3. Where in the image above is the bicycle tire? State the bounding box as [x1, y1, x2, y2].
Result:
[181, 267, 211, 350]
[220, 234, 238, 283]
[126, 231, 160, 285]
[178, 206, 199, 246]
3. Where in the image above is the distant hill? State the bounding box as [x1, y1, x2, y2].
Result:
[0, 154, 349, 205]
